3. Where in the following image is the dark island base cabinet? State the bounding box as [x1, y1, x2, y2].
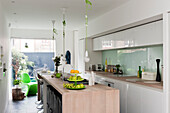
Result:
[47, 85, 62, 113]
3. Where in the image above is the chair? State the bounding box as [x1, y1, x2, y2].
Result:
[20, 73, 38, 96]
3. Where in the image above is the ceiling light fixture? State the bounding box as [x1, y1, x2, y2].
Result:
[25, 43, 28, 48]
[84, 0, 92, 63]
[52, 20, 57, 40]
[11, 1, 15, 3]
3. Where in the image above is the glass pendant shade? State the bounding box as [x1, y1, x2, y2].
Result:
[84, 50, 90, 62]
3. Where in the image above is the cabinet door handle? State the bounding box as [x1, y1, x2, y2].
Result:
[50, 108, 53, 113]
[105, 81, 114, 84]
[108, 84, 111, 87]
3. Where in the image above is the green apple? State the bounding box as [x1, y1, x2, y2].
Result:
[77, 85, 81, 88]
[77, 76, 82, 80]
[56, 73, 61, 78]
[72, 76, 77, 80]
[69, 76, 73, 80]
[80, 84, 84, 88]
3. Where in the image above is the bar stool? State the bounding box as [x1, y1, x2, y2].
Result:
[36, 79, 44, 109]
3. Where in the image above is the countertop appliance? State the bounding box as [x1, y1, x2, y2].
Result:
[96, 64, 104, 71]
[90, 64, 103, 71]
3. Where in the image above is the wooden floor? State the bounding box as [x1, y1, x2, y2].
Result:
[6, 95, 40, 113]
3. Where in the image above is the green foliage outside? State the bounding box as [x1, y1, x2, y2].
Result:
[12, 48, 34, 79]
[13, 79, 21, 85]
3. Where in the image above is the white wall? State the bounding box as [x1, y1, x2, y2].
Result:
[78, 0, 170, 39]
[55, 30, 74, 65]
[85, 38, 102, 70]
[73, 30, 78, 69]
[0, 1, 10, 113]
[11, 28, 53, 39]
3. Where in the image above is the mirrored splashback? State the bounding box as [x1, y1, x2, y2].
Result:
[102, 45, 163, 75]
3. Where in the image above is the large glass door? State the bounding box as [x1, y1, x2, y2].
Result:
[11, 38, 55, 79]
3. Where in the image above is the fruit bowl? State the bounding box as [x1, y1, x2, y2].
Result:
[67, 78, 84, 82]
[66, 86, 86, 90]
[69, 73, 81, 75]
[63, 83, 86, 90]
[67, 71, 84, 86]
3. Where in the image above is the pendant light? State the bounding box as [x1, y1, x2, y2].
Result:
[52, 20, 57, 58]
[52, 20, 57, 40]
[84, 0, 92, 63]
[25, 43, 28, 48]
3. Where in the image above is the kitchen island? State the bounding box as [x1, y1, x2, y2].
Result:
[38, 72, 120, 113]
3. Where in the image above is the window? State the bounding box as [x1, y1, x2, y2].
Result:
[13, 39, 55, 53]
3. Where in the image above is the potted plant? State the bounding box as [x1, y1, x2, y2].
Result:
[53, 56, 61, 78]
[13, 79, 21, 88]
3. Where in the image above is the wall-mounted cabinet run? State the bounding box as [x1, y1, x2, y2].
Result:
[93, 20, 163, 51]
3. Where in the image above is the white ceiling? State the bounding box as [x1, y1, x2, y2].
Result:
[1, 0, 129, 30]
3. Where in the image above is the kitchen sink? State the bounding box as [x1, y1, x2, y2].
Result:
[143, 81, 160, 84]
[126, 78, 143, 82]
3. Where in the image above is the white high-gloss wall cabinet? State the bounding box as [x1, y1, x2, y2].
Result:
[93, 20, 163, 51]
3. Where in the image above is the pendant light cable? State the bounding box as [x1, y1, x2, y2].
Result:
[52, 20, 57, 57]
[62, 8, 66, 57]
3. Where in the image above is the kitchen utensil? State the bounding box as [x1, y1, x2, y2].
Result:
[156, 59, 161, 82]
[92, 65, 96, 71]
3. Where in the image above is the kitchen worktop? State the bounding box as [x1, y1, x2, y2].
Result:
[40, 73, 119, 94]
[38, 72, 120, 113]
[85, 71, 163, 90]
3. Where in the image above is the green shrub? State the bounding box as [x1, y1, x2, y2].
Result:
[13, 79, 21, 85]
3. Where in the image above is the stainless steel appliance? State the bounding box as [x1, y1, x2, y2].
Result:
[96, 64, 104, 71]
[89, 64, 103, 71]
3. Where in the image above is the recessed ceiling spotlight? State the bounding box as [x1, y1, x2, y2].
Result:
[11, 1, 15, 3]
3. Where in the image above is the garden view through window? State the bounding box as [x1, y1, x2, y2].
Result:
[12, 39, 55, 81]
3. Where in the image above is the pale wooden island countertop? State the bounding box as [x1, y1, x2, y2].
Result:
[39, 73, 120, 113]
[86, 71, 163, 90]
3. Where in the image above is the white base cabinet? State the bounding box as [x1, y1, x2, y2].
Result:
[141, 87, 163, 113]
[85, 72, 163, 113]
[127, 84, 142, 113]
[99, 78, 163, 113]
[114, 81, 128, 113]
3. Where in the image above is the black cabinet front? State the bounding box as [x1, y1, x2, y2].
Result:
[47, 86, 62, 113]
